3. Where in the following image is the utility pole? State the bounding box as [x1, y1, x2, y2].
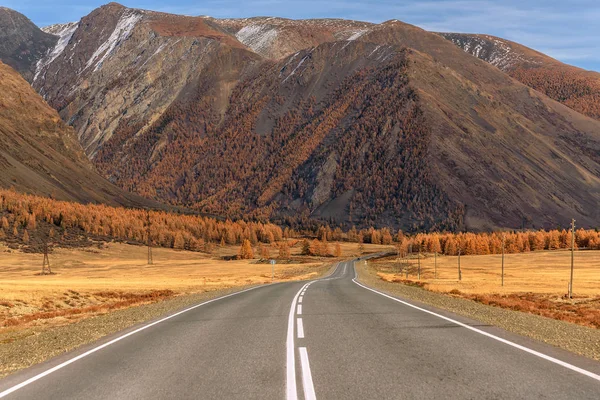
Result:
[417, 244, 421, 280]
[147, 209, 153, 265]
[396, 244, 400, 274]
[405, 250, 409, 279]
[458, 248, 462, 281]
[408, 243, 413, 279]
[501, 233, 505, 287]
[569, 219, 575, 298]
[434, 252, 437, 279]
[41, 239, 51, 275]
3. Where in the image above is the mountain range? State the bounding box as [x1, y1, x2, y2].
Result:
[0, 3, 599, 231]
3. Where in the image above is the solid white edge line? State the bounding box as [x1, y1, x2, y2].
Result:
[299, 347, 317, 400]
[0, 284, 265, 398]
[297, 304, 303, 315]
[287, 282, 310, 400]
[297, 318, 305, 339]
[351, 269, 600, 382]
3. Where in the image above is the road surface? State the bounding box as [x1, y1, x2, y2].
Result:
[1, 260, 599, 399]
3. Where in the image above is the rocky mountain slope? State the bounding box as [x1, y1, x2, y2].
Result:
[0, 61, 156, 207]
[439, 33, 600, 120]
[0, 7, 57, 81]
[210, 17, 373, 59]
[2, 3, 600, 230]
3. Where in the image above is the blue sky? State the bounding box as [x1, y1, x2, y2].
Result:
[5, 0, 600, 71]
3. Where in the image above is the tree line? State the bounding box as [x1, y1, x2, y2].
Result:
[0, 189, 285, 251]
[1, 189, 598, 256]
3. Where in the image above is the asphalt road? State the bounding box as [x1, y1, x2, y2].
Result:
[1, 260, 600, 399]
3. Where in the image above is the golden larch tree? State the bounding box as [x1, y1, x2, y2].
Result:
[334, 243, 342, 257]
[238, 239, 254, 259]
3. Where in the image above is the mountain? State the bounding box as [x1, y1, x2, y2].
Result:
[0, 7, 58, 81]
[439, 33, 600, 120]
[209, 17, 373, 59]
[4, 3, 600, 230]
[0, 60, 156, 207]
[31, 3, 261, 156]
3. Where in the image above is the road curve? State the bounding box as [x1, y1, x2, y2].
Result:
[1, 260, 599, 399]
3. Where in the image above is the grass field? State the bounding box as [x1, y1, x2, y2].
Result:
[371, 250, 600, 328]
[374, 250, 600, 295]
[0, 240, 393, 333]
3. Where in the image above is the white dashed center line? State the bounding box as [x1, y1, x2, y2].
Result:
[297, 318, 305, 339]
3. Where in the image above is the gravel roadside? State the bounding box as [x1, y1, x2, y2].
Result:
[1, 262, 335, 378]
[356, 260, 600, 361]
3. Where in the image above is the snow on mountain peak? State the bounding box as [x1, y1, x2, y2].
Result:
[34, 22, 78, 82]
[235, 24, 279, 54]
[85, 9, 142, 72]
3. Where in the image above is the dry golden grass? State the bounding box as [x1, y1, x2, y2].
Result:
[372, 250, 600, 328]
[0, 241, 392, 331]
[375, 250, 600, 296]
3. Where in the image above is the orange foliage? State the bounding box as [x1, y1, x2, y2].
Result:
[511, 67, 600, 120]
[0, 189, 283, 251]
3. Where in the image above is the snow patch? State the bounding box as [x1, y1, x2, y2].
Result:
[346, 29, 368, 41]
[282, 52, 311, 83]
[446, 34, 542, 71]
[368, 45, 382, 58]
[235, 24, 278, 54]
[34, 22, 78, 82]
[85, 9, 142, 72]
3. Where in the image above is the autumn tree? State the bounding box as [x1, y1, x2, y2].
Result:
[381, 228, 393, 245]
[22, 229, 29, 243]
[278, 242, 291, 260]
[334, 243, 342, 257]
[238, 239, 254, 259]
[301, 239, 310, 256]
[321, 240, 331, 256]
[259, 243, 270, 259]
[173, 232, 185, 250]
[309, 240, 321, 256]
[430, 235, 442, 254]
[547, 231, 561, 250]
[27, 214, 36, 230]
